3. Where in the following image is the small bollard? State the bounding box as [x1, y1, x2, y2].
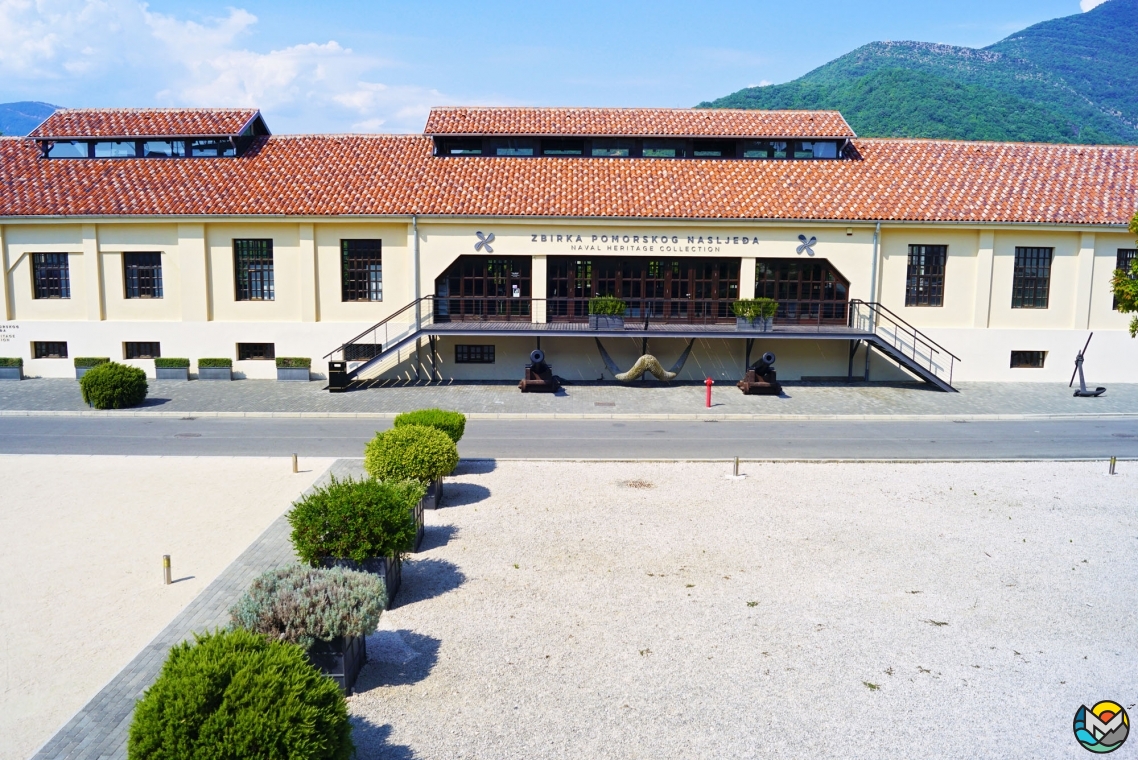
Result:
[163, 555, 172, 585]
[292, 453, 298, 473]
[1109, 456, 1117, 475]
[733, 456, 740, 477]
[705, 377, 713, 408]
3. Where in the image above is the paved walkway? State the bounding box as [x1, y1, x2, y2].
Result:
[2, 378, 1137, 420]
[31, 459, 360, 760]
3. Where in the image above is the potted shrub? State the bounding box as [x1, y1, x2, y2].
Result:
[79, 362, 148, 409]
[393, 410, 465, 505]
[128, 629, 352, 759]
[732, 299, 761, 330]
[276, 356, 311, 382]
[198, 357, 232, 380]
[0, 357, 22, 381]
[756, 297, 778, 331]
[364, 424, 459, 510]
[73, 356, 109, 379]
[154, 357, 190, 380]
[229, 565, 386, 695]
[288, 476, 425, 605]
[588, 295, 627, 329]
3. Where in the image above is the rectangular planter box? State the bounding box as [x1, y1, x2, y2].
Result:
[411, 487, 425, 552]
[75, 367, 95, 379]
[735, 317, 773, 332]
[197, 367, 232, 380]
[156, 367, 189, 380]
[276, 367, 310, 382]
[0, 366, 22, 380]
[588, 314, 625, 330]
[321, 555, 402, 609]
[424, 478, 443, 510]
[307, 635, 366, 695]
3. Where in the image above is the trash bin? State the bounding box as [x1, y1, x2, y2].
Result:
[328, 361, 349, 393]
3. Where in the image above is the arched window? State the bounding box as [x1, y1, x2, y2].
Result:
[755, 259, 850, 324]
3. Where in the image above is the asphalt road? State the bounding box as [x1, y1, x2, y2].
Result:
[0, 416, 1135, 460]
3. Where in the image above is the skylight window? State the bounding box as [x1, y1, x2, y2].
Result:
[46, 141, 87, 158]
[488, 138, 535, 156]
[643, 139, 686, 158]
[94, 141, 137, 158]
[591, 139, 635, 157]
[190, 139, 236, 157]
[143, 140, 187, 158]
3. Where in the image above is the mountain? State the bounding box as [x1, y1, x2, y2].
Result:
[700, 0, 1138, 144]
[0, 102, 62, 137]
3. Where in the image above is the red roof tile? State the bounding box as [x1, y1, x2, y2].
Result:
[1, 134, 1136, 225]
[425, 107, 856, 139]
[28, 108, 263, 139]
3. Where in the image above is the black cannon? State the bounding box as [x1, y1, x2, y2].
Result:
[737, 351, 782, 395]
[519, 349, 561, 393]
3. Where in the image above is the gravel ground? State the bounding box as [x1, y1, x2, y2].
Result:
[350, 460, 1137, 759]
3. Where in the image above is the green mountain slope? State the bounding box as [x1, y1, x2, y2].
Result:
[0, 101, 61, 137]
[700, 0, 1138, 144]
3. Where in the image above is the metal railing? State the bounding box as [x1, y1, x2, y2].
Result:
[849, 299, 960, 385]
[324, 296, 435, 363]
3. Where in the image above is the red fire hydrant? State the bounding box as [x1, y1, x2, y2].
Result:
[705, 377, 713, 408]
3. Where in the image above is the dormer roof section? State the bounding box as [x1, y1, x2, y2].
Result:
[28, 108, 269, 140]
[424, 107, 856, 139]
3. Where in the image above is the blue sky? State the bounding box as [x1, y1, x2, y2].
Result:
[0, 0, 1106, 133]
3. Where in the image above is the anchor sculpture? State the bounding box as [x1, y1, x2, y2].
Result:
[1070, 333, 1106, 397]
[595, 338, 695, 382]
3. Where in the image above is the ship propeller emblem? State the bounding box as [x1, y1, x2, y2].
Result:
[797, 234, 817, 256]
[475, 231, 495, 253]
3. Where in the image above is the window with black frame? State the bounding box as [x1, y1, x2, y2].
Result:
[905, 245, 947, 307]
[237, 343, 275, 360]
[1011, 247, 1052, 309]
[124, 342, 161, 359]
[1116, 250, 1137, 309]
[124, 252, 163, 298]
[32, 253, 71, 299]
[455, 345, 495, 363]
[341, 240, 383, 301]
[234, 239, 274, 301]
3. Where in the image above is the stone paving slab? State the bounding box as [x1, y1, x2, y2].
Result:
[30, 459, 363, 760]
[1, 378, 1137, 420]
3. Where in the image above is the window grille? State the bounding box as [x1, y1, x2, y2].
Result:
[124, 252, 163, 298]
[341, 240, 383, 301]
[33, 341, 68, 359]
[1116, 249, 1138, 310]
[1010, 351, 1046, 368]
[124, 342, 161, 359]
[1011, 247, 1052, 309]
[455, 345, 495, 364]
[906, 245, 946, 307]
[237, 343, 275, 360]
[234, 239, 274, 301]
[32, 253, 71, 299]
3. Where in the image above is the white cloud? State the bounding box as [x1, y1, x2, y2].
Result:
[0, 0, 449, 132]
[1081, 0, 1108, 10]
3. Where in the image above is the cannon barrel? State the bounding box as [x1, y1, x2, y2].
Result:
[528, 349, 550, 374]
[752, 352, 776, 373]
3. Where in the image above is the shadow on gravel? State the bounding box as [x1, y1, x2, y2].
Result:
[349, 719, 418, 759]
[452, 458, 496, 475]
[419, 523, 458, 552]
[441, 482, 490, 507]
[358, 629, 442, 690]
[399, 557, 466, 606]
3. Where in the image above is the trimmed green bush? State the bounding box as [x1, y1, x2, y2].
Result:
[364, 425, 459, 483]
[731, 298, 778, 319]
[153, 357, 189, 369]
[79, 362, 147, 409]
[128, 628, 352, 760]
[588, 295, 627, 315]
[394, 408, 466, 443]
[276, 357, 312, 368]
[74, 356, 109, 368]
[289, 476, 423, 564]
[230, 565, 386, 649]
[197, 357, 232, 368]
[0, 357, 22, 367]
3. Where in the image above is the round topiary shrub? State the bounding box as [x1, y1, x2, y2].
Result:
[230, 565, 386, 649]
[288, 476, 423, 564]
[79, 361, 148, 409]
[394, 408, 466, 443]
[364, 424, 459, 482]
[128, 628, 352, 760]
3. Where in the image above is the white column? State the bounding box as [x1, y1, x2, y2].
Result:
[82, 224, 104, 321]
[0, 225, 10, 320]
[299, 223, 319, 322]
[972, 230, 995, 328]
[531, 254, 547, 323]
[739, 257, 756, 299]
[178, 224, 210, 321]
[1074, 232, 1096, 330]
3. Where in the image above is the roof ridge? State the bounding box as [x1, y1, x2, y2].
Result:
[50, 107, 258, 113]
[858, 136, 1138, 149]
[429, 105, 845, 115]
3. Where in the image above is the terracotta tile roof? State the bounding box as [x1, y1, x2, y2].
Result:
[1, 134, 1136, 225]
[425, 107, 856, 139]
[28, 108, 263, 139]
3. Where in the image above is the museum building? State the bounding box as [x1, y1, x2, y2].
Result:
[0, 105, 1136, 389]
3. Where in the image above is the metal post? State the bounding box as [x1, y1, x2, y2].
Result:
[1110, 456, 1117, 475]
[163, 555, 172, 585]
[292, 454, 298, 473]
[733, 457, 739, 477]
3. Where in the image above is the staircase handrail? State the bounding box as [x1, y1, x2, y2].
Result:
[323, 295, 435, 360]
[849, 299, 961, 363]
